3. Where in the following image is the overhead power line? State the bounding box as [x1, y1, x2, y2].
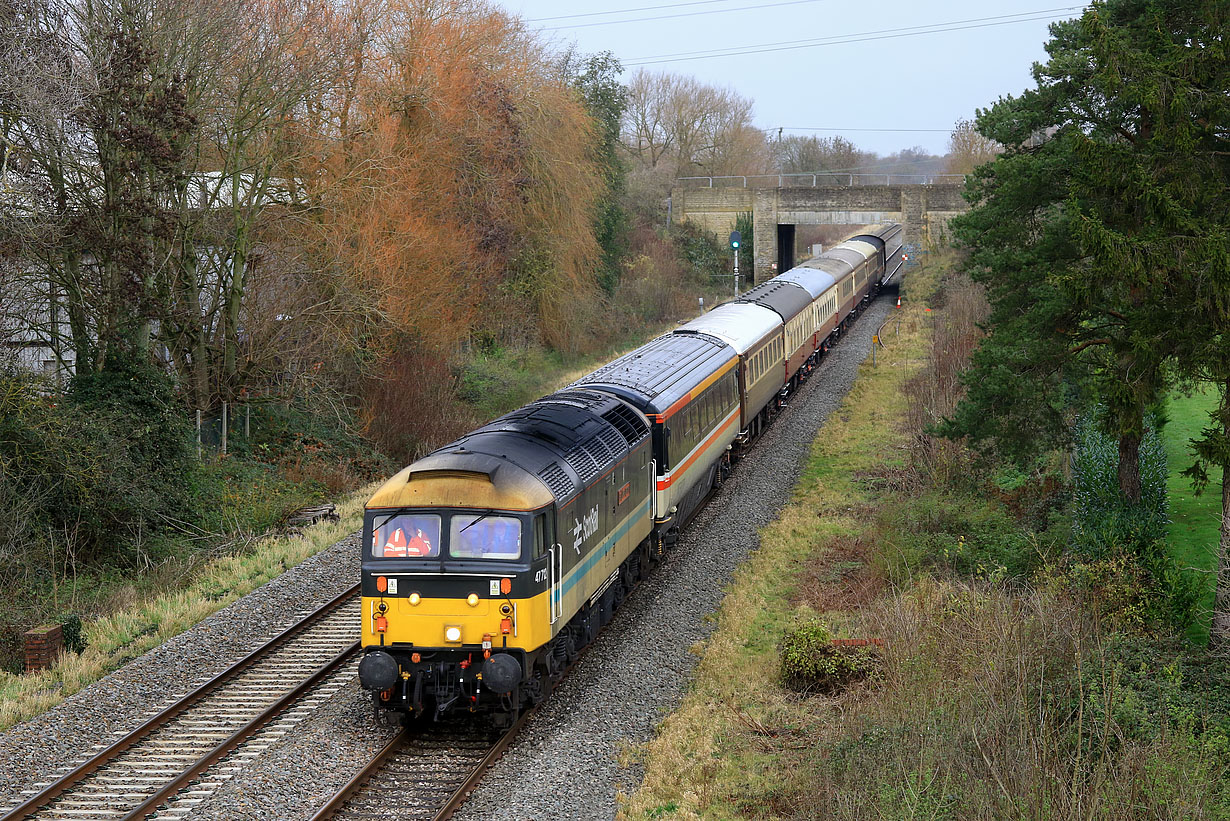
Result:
[778, 127, 954, 133]
[622, 8, 1081, 65]
[540, 0, 829, 31]
[527, 0, 754, 23]
[625, 8, 1078, 62]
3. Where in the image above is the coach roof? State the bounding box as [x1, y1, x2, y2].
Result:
[573, 332, 735, 416]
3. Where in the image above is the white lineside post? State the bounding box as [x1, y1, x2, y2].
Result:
[221, 402, 228, 455]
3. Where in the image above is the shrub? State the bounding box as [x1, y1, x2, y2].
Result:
[778, 619, 877, 694]
[670, 220, 728, 284]
[60, 614, 86, 654]
[1071, 408, 1170, 554]
[60, 355, 198, 562]
[877, 491, 1050, 586]
[1064, 408, 1197, 630]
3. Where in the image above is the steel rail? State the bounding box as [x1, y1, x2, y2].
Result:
[306, 728, 408, 821]
[2, 583, 360, 821]
[119, 640, 359, 820]
[432, 711, 530, 821]
[309, 710, 531, 821]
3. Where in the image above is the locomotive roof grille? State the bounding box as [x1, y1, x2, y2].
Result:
[537, 462, 576, 498]
[598, 425, 630, 458]
[540, 389, 612, 409]
[601, 403, 650, 446]
[564, 444, 601, 484]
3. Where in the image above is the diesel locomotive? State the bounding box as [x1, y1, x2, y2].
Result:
[357, 223, 903, 726]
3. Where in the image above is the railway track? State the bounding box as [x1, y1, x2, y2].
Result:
[0, 585, 362, 821]
[310, 713, 526, 821]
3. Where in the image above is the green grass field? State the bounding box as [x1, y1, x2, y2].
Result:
[1164, 386, 1223, 645]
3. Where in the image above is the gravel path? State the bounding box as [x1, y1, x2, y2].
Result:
[0, 290, 894, 821]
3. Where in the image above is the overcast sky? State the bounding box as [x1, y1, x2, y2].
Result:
[496, 0, 1088, 156]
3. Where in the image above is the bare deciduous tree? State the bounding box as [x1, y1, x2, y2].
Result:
[772, 134, 875, 176]
[620, 69, 768, 207]
[947, 117, 1000, 174]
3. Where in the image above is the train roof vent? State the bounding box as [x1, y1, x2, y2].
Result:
[537, 462, 576, 499]
[564, 445, 601, 485]
[588, 434, 616, 466]
[597, 426, 627, 459]
[601, 403, 649, 445]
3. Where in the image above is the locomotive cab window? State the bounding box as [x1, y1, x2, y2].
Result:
[533, 513, 549, 559]
[371, 513, 441, 558]
[450, 514, 522, 560]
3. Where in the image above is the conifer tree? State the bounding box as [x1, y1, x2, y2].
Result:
[946, 0, 1230, 643]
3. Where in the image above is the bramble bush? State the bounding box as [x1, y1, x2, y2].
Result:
[778, 618, 877, 694]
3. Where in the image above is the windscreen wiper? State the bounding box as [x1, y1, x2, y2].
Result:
[457, 510, 495, 534]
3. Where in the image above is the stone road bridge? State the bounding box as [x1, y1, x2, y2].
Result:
[670, 174, 970, 285]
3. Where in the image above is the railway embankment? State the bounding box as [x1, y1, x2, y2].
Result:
[621, 253, 1230, 820]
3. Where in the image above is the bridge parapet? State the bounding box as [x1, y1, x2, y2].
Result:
[676, 173, 967, 189]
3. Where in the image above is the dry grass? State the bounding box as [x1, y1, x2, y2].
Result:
[0, 485, 375, 732]
[798, 582, 1226, 821]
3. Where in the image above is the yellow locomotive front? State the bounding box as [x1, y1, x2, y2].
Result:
[357, 389, 655, 727]
[357, 456, 558, 725]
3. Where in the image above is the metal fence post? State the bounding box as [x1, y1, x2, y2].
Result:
[221, 402, 228, 455]
[245, 405, 250, 440]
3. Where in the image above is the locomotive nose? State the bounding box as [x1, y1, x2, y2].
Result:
[358, 650, 400, 691]
[482, 653, 522, 694]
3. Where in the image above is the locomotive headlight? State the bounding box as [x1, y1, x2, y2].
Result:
[444, 625, 462, 643]
[467, 593, 479, 607]
[408, 593, 421, 606]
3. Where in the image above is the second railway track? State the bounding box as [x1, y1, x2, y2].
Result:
[311, 715, 524, 821]
[1, 585, 362, 821]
